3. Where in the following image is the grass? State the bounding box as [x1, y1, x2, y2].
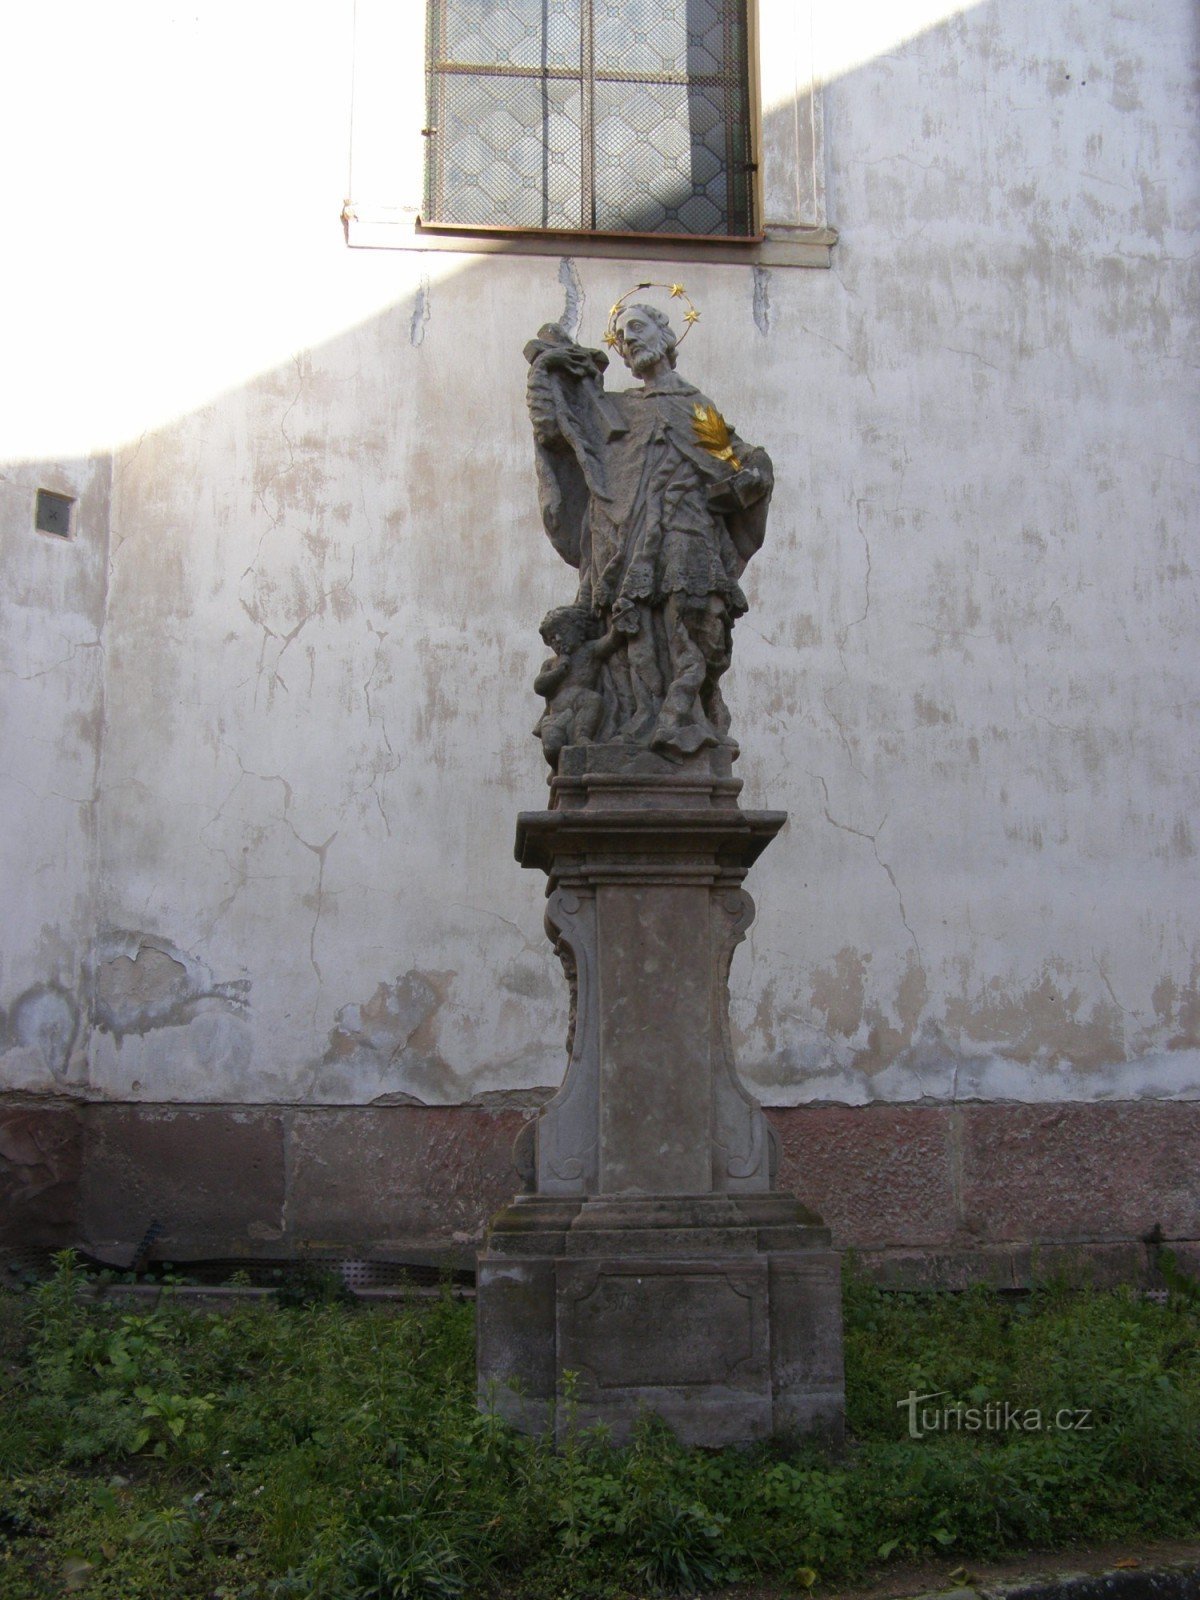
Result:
[0, 1252, 1197, 1597]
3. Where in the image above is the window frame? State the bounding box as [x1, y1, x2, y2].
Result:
[422, 0, 757, 241]
[344, 0, 836, 269]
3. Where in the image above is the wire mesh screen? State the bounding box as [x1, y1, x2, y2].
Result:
[425, 0, 754, 237]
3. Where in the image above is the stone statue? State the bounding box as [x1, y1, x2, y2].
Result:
[525, 290, 773, 765]
[477, 292, 844, 1449]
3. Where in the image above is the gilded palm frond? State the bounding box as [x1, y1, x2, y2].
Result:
[692, 404, 741, 472]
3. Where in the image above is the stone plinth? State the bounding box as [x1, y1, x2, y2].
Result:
[477, 752, 845, 1445]
[478, 1193, 843, 1445]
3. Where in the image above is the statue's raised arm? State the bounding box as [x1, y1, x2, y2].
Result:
[524, 323, 622, 579]
[525, 289, 773, 769]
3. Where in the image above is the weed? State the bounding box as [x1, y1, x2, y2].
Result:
[0, 1254, 1196, 1598]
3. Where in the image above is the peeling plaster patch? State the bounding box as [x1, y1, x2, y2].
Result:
[1, 984, 79, 1078]
[558, 257, 584, 338]
[1111, 58, 1142, 112]
[743, 1047, 1200, 1108]
[791, 613, 820, 648]
[752, 265, 771, 335]
[409, 275, 431, 347]
[810, 947, 868, 1039]
[467, 1086, 556, 1109]
[853, 952, 931, 1076]
[1152, 965, 1200, 1051]
[790, 948, 932, 1082]
[746, 956, 1200, 1106]
[316, 969, 460, 1103]
[91, 931, 249, 1042]
[951, 1049, 1200, 1104]
[498, 958, 556, 1001]
[945, 966, 1126, 1072]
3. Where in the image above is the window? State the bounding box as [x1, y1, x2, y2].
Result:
[423, 0, 755, 239]
[345, 0, 835, 268]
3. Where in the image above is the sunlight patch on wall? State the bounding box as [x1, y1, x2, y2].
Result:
[0, 0, 465, 461]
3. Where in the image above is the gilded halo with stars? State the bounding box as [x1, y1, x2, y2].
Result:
[603, 281, 701, 351]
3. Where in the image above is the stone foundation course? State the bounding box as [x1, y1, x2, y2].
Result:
[3, 1098, 1197, 1287]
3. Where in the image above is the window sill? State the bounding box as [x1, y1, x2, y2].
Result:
[341, 207, 837, 269]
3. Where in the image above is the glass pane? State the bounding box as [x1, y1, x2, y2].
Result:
[429, 70, 583, 229]
[437, 0, 580, 72]
[593, 0, 689, 78]
[592, 73, 746, 236]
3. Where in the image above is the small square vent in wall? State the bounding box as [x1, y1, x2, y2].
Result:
[35, 488, 74, 538]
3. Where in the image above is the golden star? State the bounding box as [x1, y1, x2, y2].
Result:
[669, 283, 686, 297]
[602, 331, 619, 347]
[683, 308, 700, 324]
[608, 303, 622, 318]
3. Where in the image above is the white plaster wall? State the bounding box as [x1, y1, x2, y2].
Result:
[1, 0, 1197, 1109]
[0, 457, 109, 1092]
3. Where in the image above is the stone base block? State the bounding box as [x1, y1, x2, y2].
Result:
[476, 1193, 844, 1447]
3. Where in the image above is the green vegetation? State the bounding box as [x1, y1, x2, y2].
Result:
[1, 1252, 1197, 1597]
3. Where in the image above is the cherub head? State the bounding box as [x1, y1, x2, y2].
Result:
[539, 603, 600, 655]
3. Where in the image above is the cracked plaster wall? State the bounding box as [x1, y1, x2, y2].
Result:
[2, 0, 1198, 1119]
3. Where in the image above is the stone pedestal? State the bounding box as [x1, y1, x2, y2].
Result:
[477, 750, 845, 1445]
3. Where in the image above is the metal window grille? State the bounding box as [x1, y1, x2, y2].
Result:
[424, 0, 755, 237]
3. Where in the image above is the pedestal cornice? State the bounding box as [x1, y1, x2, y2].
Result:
[515, 801, 787, 886]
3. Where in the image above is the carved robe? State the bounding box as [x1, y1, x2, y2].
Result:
[527, 329, 773, 752]
[530, 358, 771, 618]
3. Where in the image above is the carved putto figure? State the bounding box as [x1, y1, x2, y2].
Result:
[526, 285, 773, 766]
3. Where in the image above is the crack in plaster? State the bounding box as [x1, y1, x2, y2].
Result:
[940, 344, 1002, 373]
[558, 256, 584, 337]
[1093, 956, 1132, 1021]
[451, 901, 543, 962]
[282, 821, 338, 986]
[243, 357, 306, 580]
[0, 771, 91, 809]
[1028, 703, 1082, 737]
[752, 265, 771, 336]
[835, 498, 873, 672]
[821, 496, 876, 785]
[193, 740, 296, 939]
[915, 620, 987, 646]
[108, 430, 149, 560]
[220, 737, 296, 815]
[361, 621, 399, 837]
[795, 320, 870, 388]
[240, 557, 352, 710]
[821, 687, 866, 781]
[410, 275, 431, 346]
[1092, 955, 1154, 1056]
[0, 637, 103, 682]
[815, 775, 924, 968]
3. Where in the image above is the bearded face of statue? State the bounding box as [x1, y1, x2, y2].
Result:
[618, 308, 675, 376]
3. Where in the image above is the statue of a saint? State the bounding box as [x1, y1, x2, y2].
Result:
[525, 290, 773, 766]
